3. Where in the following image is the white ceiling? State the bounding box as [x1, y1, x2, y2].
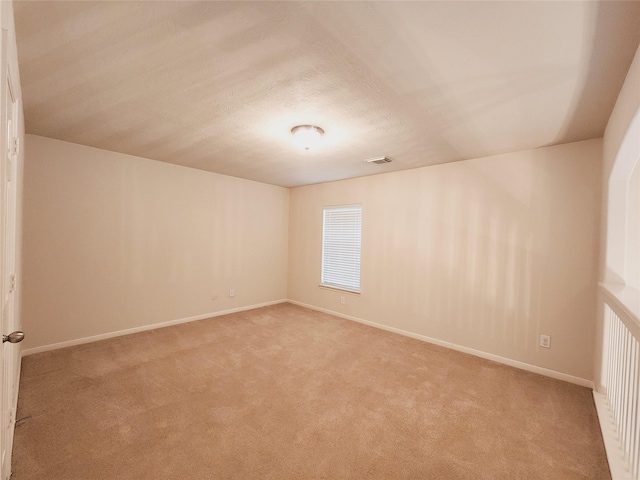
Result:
[13, 1, 640, 187]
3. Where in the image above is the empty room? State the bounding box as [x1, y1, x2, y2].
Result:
[0, 1, 639, 479]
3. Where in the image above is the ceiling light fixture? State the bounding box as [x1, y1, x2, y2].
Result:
[291, 125, 324, 151]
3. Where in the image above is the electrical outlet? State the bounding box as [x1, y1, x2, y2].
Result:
[340, 296, 345, 305]
[540, 335, 551, 349]
[229, 289, 235, 297]
[212, 292, 218, 300]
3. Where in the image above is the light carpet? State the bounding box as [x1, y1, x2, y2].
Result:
[13, 303, 610, 479]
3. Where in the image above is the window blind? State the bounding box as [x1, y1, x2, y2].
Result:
[321, 204, 362, 292]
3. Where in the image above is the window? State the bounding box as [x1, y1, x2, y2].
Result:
[321, 204, 362, 293]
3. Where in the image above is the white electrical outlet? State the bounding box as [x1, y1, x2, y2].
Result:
[229, 289, 235, 297]
[340, 296, 345, 305]
[212, 292, 218, 300]
[540, 335, 551, 349]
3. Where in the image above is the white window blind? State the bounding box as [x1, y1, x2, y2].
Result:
[321, 204, 362, 292]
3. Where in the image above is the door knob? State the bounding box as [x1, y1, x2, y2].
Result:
[3, 331, 24, 344]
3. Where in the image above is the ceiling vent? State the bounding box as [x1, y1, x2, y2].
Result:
[365, 156, 392, 165]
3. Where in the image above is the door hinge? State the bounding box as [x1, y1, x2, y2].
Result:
[9, 274, 15, 293]
[11, 137, 19, 156]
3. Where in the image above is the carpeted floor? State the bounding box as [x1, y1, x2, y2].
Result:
[13, 303, 610, 479]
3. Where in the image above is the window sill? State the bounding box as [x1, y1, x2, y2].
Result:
[319, 284, 361, 295]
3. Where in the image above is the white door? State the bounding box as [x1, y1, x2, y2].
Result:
[0, 28, 22, 480]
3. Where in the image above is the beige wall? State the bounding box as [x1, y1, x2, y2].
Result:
[603, 44, 640, 187]
[289, 139, 602, 381]
[627, 160, 640, 290]
[22, 135, 289, 351]
[594, 43, 640, 391]
[601, 44, 640, 285]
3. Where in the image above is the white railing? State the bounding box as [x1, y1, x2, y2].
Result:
[596, 283, 640, 480]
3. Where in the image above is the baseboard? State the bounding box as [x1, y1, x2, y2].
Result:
[593, 391, 630, 480]
[23, 298, 595, 389]
[287, 299, 594, 389]
[21, 299, 288, 356]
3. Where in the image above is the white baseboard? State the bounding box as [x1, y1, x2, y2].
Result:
[21, 299, 288, 356]
[593, 391, 631, 480]
[287, 299, 594, 389]
[23, 298, 595, 390]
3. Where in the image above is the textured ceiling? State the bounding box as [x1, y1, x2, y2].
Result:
[13, 1, 640, 187]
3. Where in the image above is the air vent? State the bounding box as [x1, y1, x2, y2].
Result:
[365, 156, 392, 165]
